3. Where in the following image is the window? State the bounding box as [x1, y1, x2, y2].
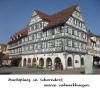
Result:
[29, 35, 32, 41]
[35, 24, 38, 29]
[81, 43, 85, 49]
[30, 44, 34, 50]
[67, 27, 72, 34]
[67, 39, 72, 47]
[48, 40, 55, 48]
[72, 41, 78, 48]
[39, 22, 43, 28]
[55, 27, 61, 34]
[25, 37, 28, 42]
[30, 27, 32, 31]
[22, 47, 24, 52]
[78, 32, 81, 37]
[37, 32, 42, 38]
[65, 39, 67, 46]
[82, 24, 86, 29]
[55, 39, 62, 47]
[32, 34, 34, 40]
[80, 22, 82, 28]
[74, 41, 78, 48]
[72, 30, 74, 35]
[42, 31, 47, 37]
[31, 25, 34, 30]
[34, 33, 37, 39]
[47, 29, 54, 36]
[42, 42, 47, 49]
[19, 40, 22, 44]
[77, 20, 80, 27]
[72, 41, 74, 47]
[34, 44, 37, 50]
[25, 46, 28, 51]
[75, 30, 77, 36]
[74, 19, 77, 25]
[22, 38, 24, 43]
[37, 43, 42, 49]
[79, 43, 81, 49]
[70, 17, 73, 23]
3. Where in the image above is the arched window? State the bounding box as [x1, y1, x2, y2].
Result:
[81, 58, 84, 65]
[28, 58, 31, 63]
[24, 58, 26, 66]
[67, 57, 72, 66]
[39, 58, 44, 68]
[33, 58, 36, 63]
[54, 57, 62, 70]
[46, 58, 52, 69]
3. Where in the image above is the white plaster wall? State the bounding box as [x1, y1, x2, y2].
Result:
[66, 54, 73, 68]
[21, 53, 84, 69]
[22, 53, 66, 70]
[74, 55, 80, 68]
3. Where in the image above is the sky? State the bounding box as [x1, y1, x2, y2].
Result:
[0, 0, 100, 44]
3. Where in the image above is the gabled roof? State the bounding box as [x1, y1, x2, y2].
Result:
[34, 4, 78, 30]
[9, 4, 78, 43]
[43, 4, 78, 30]
[34, 9, 51, 21]
[9, 27, 28, 43]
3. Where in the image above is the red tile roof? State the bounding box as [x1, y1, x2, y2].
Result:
[11, 27, 28, 41]
[34, 4, 78, 30]
[43, 4, 78, 30]
[9, 4, 78, 43]
[96, 35, 100, 38]
[34, 9, 51, 21]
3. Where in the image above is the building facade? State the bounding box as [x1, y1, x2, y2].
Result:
[8, 28, 28, 66]
[8, 4, 88, 70]
[87, 31, 100, 67]
[87, 32, 95, 56]
[0, 44, 11, 66]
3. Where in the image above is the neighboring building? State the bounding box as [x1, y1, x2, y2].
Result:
[8, 28, 28, 66]
[8, 4, 88, 70]
[87, 31, 100, 66]
[93, 35, 100, 63]
[87, 31, 95, 56]
[94, 35, 100, 58]
[0, 44, 7, 54]
[0, 44, 11, 66]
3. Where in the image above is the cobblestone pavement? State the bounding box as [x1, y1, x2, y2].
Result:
[0, 66, 100, 75]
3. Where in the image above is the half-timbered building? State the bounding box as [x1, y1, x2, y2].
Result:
[8, 4, 88, 70]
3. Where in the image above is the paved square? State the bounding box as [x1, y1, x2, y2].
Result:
[0, 66, 100, 75]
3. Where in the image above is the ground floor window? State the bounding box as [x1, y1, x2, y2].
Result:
[46, 58, 52, 69]
[54, 57, 62, 70]
[67, 57, 72, 66]
[32, 58, 36, 67]
[81, 58, 84, 65]
[28, 58, 31, 64]
[24, 58, 26, 66]
[39, 58, 44, 68]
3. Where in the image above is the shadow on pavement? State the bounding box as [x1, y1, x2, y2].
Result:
[80, 71, 85, 74]
[0, 72, 12, 75]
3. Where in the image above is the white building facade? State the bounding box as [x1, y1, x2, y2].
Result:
[8, 4, 88, 70]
